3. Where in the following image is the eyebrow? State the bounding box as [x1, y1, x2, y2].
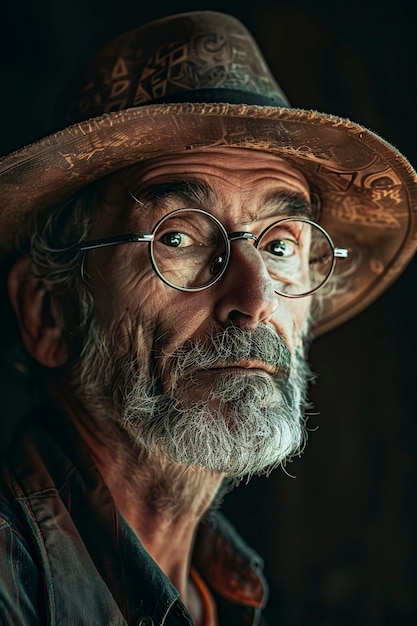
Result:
[260, 190, 315, 220]
[129, 180, 214, 210]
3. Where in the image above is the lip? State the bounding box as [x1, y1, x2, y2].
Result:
[198, 360, 277, 376]
[203, 367, 271, 377]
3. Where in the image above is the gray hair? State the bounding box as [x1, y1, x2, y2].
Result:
[17, 185, 100, 335]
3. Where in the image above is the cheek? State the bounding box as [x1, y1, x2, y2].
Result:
[291, 298, 311, 343]
[271, 297, 311, 349]
[149, 290, 215, 355]
[86, 248, 160, 343]
[89, 247, 218, 361]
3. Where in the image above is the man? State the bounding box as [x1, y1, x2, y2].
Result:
[0, 10, 416, 626]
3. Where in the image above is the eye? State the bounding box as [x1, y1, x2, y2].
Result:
[266, 238, 298, 257]
[159, 231, 193, 247]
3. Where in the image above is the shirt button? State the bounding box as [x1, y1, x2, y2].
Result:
[137, 617, 154, 626]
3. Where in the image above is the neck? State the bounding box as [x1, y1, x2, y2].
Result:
[53, 388, 224, 613]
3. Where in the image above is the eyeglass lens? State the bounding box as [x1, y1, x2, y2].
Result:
[150, 209, 334, 295]
[151, 210, 228, 290]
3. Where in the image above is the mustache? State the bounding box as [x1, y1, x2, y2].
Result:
[161, 324, 293, 384]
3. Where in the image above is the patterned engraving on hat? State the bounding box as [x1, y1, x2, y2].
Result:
[315, 169, 401, 198]
[316, 169, 356, 192]
[326, 192, 402, 228]
[130, 26, 276, 106]
[362, 172, 403, 205]
[362, 170, 402, 188]
[103, 57, 132, 113]
[370, 184, 403, 205]
[276, 129, 376, 168]
[133, 42, 189, 104]
[109, 58, 131, 98]
[58, 14, 288, 125]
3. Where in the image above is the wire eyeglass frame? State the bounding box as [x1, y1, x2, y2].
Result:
[78, 207, 349, 297]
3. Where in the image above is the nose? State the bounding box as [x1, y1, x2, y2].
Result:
[213, 238, 277, 327]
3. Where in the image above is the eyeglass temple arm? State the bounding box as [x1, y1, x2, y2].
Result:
[227, 231, 349, 260]
[334, 247, 349, 258]
[78, 233, 154, 251]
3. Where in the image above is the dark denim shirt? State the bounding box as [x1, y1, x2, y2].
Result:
[0, 410, 268, 625]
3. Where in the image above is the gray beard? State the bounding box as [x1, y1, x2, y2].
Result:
[71, 320, 312, 480]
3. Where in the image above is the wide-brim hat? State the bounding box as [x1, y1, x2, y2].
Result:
[1, 10, 416, 336]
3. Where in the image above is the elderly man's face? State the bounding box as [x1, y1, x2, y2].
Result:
[76, 148, 313, 478]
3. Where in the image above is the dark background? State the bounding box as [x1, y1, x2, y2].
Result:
[1, 0, 416, 624]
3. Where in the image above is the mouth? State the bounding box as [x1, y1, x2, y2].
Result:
[197, 360, 278, 377]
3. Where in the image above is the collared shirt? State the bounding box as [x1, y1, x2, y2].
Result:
[0, 409, 268, 625]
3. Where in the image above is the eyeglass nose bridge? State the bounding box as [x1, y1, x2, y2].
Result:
[228, 231, 258, 243]
[210, 231, 259, 276]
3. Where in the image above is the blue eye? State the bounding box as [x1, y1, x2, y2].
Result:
[267, 239, 297, 257]
[159, 230, 196, 249]
[160, 232, 183, 247]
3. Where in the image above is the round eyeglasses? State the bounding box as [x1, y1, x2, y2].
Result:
[78, 208, 348, 297]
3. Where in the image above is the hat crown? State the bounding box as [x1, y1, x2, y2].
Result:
[54, 11, 289, 129]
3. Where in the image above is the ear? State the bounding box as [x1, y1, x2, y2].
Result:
[7, 256, 69, 368]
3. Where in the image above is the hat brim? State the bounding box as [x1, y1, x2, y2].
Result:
[1, 102, 416, 336]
